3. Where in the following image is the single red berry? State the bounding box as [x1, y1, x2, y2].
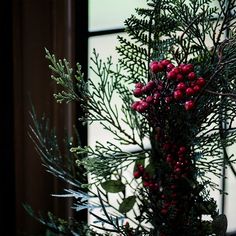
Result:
[196, 77, 206, 87]
[143, 172, 150, 180]
[160, 59, 171, 67]
[137, 164, 145, 173]
[188, 71, 196, 80]
[146, 95, 153, 103]
[166, 63, 175, 72]
[166, 70, 177, 80]
[161, 208, 168, 215]
[165, 96, 172, 103]
[131, 101, 140, 110]
[184, 100, 195, 110]
[171, 193, 177, 198]
[174, 167, 182, 173]
[182, 64, 194, 74]
[153, 92, 161, 104]
[150, 182, 159, 190]
[175, 161, 182, 168]
[164, 202, 171, 208]
[163, 143, 171, 151]
[161, 194, 166, 199]
[137, 101, 149, 113]
[176, 73, 184, 81]
[133, 88, 143, 97]
[166, 154, 173, 163]
[178, 146, 187, 154]
[143, 181, 151, 187]
[178, 156, 186, 162]
[172, 67, 180, 74]
[135, 82, 144, 88]
[190, 81, 196, 87]
[149, 61, 164, 73]
[173, 90, 183, 100]
[171, 184, 177, 190]
[176, 82, 186, 90]
[193, 85, 201, 93]
[185, 87, 195, 96]
[133, 171, 141, 179]
[146, 80, 156, 91]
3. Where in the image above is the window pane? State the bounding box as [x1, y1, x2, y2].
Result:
[88, 33, 150, 150]
[225, 145, 236, 232]
[89, 0, 147, 31]
[88, 33, 127, 148]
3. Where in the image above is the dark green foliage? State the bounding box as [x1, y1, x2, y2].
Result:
[28, 0, 236, 235]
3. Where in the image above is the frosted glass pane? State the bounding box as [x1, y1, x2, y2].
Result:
[88, 34, 121, 149]
[89, 0, 147, 31]
[225, 144, 236, 232]
[88, 34, 150, 150]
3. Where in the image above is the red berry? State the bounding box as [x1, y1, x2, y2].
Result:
[182, 64, 194, 74]
[196, 77, 206, 87]
[185, 87, 195, 96]
[141, 85, 148, 94]
[135, 82, 144, 88]
[133, 171, 141, 179]
[193, 85, 201, 93]
[160, 59, 171, 67]
[188, 72, 196, 80]
[153, 92, 161, 104]
[143, 172, 150, 180]
[149, 183, 159, 190]
[133, 88, 143, 97]
[173, 90, 183, 100]
[137, 164, 145, 173]
[143, 181, 150, 187]
[176, 82, 186, 90]
[166, 63, 175, 72]
[172, 67, 180, 74]
[146, 95, 153, 103]
[150, 61, 164, 73]
[171, 193, 177, 198]
[166, 70, 177, 80]
[146, 80, 156, 91]
[174, 167, 182, 173]
[166, 154, 173, 163]
[163, 143, 171, 151]
[178, 146, 187, 154]
[137, 101, 149, 113]
[184, 100, 195, 110]
[131, 101, 140, 110]
[190, 81, 196, 87]
[161, 208, 168, 215]
[165, 96, 172, 103]
[171, 184, 177, 189]
[176, 73, 184, 81]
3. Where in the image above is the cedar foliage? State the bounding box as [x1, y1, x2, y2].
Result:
[27, 0, 236, 235]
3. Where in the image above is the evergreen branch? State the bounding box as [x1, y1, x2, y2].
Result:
[45, 48, 81, 103]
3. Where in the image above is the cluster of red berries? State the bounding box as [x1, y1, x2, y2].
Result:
[165, 145, 192, 179]
[159, 144, 193, 218]
[133, 164, 158, 191]
[131, 59, 206, 113]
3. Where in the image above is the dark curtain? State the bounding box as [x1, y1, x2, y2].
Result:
[0, 0, 81, 235]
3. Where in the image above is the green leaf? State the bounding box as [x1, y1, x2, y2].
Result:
[119, 196, 136, 214]
[101, 180, 125, 193]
